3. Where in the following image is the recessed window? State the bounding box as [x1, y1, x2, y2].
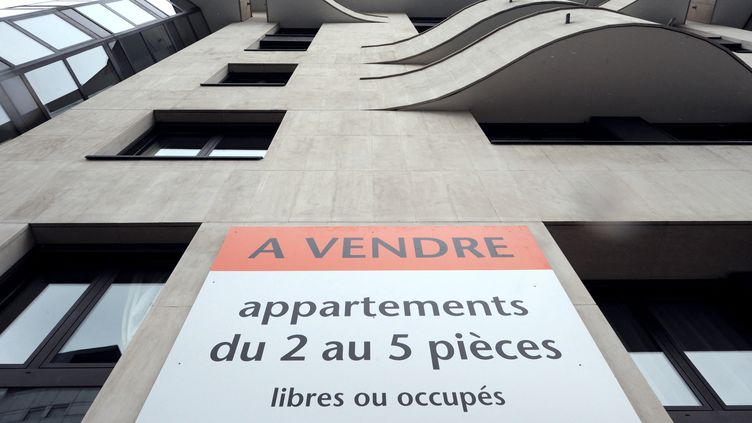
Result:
[88, 110, 285, 160]
[0, 244, 188, 422]
[480, 117, 752, 144]
[589, 279, 752, 419]
[248, 27, 318, 51]
[202, 64, 297, 87]
[15, 14, 92, 50]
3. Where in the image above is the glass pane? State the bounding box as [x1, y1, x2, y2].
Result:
[687, 351, 752, 406]
[0, 76, 46, 127]
[0, 284, 88, 364]
[630, 352, 701, 407]
[61, 9, 111, 37]
[188, 12, 209, 38]
[0, 22, 53, 65]
[118, 33, 154, 72]
[66, 46, 120, 97]
[140, 132, 208, 156]
[0, 387, 100, 423]
[146, 0, 179, 16]
[210, 133, 271, 158]
[0, 104, 9, 125]
[76, 3, 134, 33]
[15, 14, 92, 50]
[141, 25, 175, 61]
[25, 60, 83, 113]
[174, 15, 196, 45]
[107, 0, 156, 25]
[164, 21, 185, 50]
[0, 103, 18, 142]
[54, 282, 163, 363]
[108, 39, 135, 78]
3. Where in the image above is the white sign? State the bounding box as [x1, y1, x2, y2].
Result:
[137, 226, 639, 422]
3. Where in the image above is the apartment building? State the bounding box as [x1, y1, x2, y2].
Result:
[1, 0, 751, 422]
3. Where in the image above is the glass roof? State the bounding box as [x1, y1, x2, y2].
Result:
[24, 60, 79, 105]
[0, 105, 10, 125]
[16, 13, 92, 49]
[75, 3, 134, 33]
[0, 21, 53, 65]
[145, 0, 179, 16]
[66, 46, 108, 84]
[108, 0, 156, 25]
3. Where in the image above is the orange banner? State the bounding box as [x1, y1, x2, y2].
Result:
[211, 226, 550, 271]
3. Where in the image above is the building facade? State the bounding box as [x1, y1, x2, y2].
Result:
[1, 0, 752, 422]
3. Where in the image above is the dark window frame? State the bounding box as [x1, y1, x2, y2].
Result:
[201, 63, 297, 87]
[245, 27, 318, 52]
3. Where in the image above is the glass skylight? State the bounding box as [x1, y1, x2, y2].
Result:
[16, 14, 92, 50]
[0, 21, 53, 65]
[145, 0, 179, 16]
[108, 0, 157, 25]
[76, 3, 134, 33]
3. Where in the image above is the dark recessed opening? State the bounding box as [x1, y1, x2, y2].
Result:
[479, 117, 752, 144]
[409, 17, 444, 33]
[247, 27, 318, 51]
[202, 64, 297, 87]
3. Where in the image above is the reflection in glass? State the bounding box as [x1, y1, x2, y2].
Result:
[173, 15, 196, 45]
[631, 352, 701, 406]
[108, 39, 135, 78]
[142, 25, 175, 61]
[146, 0, 179, 16]
[67, 47, 120, 97]
[0, 284, 87, 364]
[140, 133, 207, 156]
[16, 14, 91, 50]
[25, 61, 83, 113]
[0, 22, 53, 65]
[210, 134, 269, 158]
[687, 351, 752, 406]
[0, 76, 45, 127]
[55, 282, 163, 363]
[117, 33, 155, 72]
[0, 105, 9, 125]
[0, 387, 100, 423]
[107, 0, 157, 25]
[61, 9, 111, 38]
[188, 12, 209, 38]
[0, 103, 18, 142]
[76, 4, 134, 33]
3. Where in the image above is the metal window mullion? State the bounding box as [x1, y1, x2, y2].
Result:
[18, 73, 52, 120]
[102, 43, 127, 80]
[36, 270, 119, 368]
[61, 58, 87, 99]
[198, 134, 223, 157]
[634, 303, 721, 411]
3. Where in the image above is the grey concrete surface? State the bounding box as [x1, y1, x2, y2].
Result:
[0, 10, 750, 423]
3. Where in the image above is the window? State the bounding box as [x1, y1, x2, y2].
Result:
[66, 47, 120, 97]
[0, 104, 18, 142]
[480, 117, 752, 144]
[88, 110, 285, 160]
[76, 3, 134, 34]
[588, 279, 752, 421]
[202, 64, 297, 87]
[0, 245, 186, 422]
[145, 0, 181, 16]
[15, 14, 92, 50]
[0, 76, 46, 128]
[141, 24, 175, 61]
[0, 22, 53, 65]
[187, 12, 209, 38]
[112, 33, 155, 72]
[24, 61, 84, 114]
[106, 0, 157, 25]
[249, 27, 318, 51]
[61, 9, 112, 38]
